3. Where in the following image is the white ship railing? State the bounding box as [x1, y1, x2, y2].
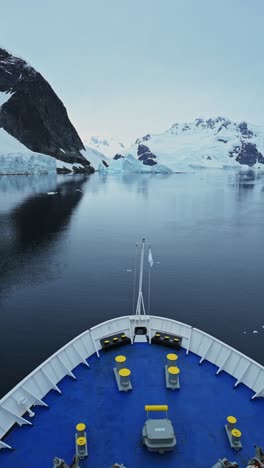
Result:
[0, 315, 263, 449]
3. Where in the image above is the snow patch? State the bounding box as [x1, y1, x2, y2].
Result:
[85, 135, 128, 158]
[0, 91, 13, 108]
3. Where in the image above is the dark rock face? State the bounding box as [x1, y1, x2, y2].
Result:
[0, 48, 92, 170]
[138, 155, 157, 166]
[57, 165, 95, 174]
[237, 122, 254, 139]
[234, 142, 264, 166]
[113, 154, 124, 160]
[57, 167, 72, 174]
[137, 144, 157, 166]
[137, 144, 151, 156]
[135, 134, 151, 144]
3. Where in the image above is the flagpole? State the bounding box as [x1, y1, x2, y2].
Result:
[148, 257, 151, 315]
[135, 238, 146, 318]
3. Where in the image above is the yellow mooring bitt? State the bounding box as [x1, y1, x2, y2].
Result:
[145, 405, 168, 412]
[145, 405, 169, 419]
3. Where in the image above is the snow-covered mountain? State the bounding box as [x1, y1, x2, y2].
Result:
[81, 146, 109, 170]
[108, 117, 264, 172]
[85, 136, 126, 158]
[0, 48, 94, 173]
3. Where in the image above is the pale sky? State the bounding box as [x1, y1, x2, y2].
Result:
[1, 0, 264, 143]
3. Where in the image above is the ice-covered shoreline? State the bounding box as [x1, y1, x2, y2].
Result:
[0, 128, 56, 175]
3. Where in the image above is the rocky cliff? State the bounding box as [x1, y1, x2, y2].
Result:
[0, 48, 93, 172]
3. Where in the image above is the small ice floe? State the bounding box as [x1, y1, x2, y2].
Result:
[47, 192, 57, 195]
[262, 325, 264, 328]
[243, 331, 247, 334]
[156, 261, 160, 264]
[75, 189, 82, 192]
[126, 269, 132, 272]
[253, 330, 259, 334]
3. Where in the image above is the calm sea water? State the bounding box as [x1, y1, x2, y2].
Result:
[0, 169, 264, 396]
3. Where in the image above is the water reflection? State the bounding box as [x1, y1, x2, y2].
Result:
[0, 174, 57, 213]
[97, 172, 171, 199]
[227, 169, 264, 200]
[0, 175, 88, 291]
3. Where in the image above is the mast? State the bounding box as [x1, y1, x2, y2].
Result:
[135, 238, 146, 318]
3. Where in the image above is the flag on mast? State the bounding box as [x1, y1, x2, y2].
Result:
[148, 248, 154, 268]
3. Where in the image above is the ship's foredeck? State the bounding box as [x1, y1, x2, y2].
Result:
[1, 342, 263, 467]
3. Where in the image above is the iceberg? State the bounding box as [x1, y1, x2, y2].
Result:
[99, 154, 172, 174]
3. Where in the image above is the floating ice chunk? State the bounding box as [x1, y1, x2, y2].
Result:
[253, 330, 259, 334]
[75, 189, 82, 192]
[126, 269, 132, 272]
[47, 192, 57, 195]
[243, 331, 247, 334]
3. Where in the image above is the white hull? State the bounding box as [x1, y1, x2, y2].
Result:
[0, 314, 264, 449]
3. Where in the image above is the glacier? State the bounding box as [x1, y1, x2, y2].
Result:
[0, 128, 56, 174]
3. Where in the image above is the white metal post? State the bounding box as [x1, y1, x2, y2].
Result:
[135, 238, 146, 319]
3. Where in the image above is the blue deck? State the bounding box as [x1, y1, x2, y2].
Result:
[1, 343, 263, 467]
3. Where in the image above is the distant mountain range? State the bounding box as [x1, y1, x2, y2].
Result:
[85, 135, 125, 158]
[100, 117, 264, 173]
[0, 48, 94, 174]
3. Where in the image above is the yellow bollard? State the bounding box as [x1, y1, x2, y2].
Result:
[76, 423, 86, 438]
[167, 353, 178, 367]
[227, 416, 237, 431]
[231, 428, 242, 450]
[115, 355, 126, 372]
[168, 366, 180, 385]
[77, 436, 87, 457]
[119, 368, 131, 388]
